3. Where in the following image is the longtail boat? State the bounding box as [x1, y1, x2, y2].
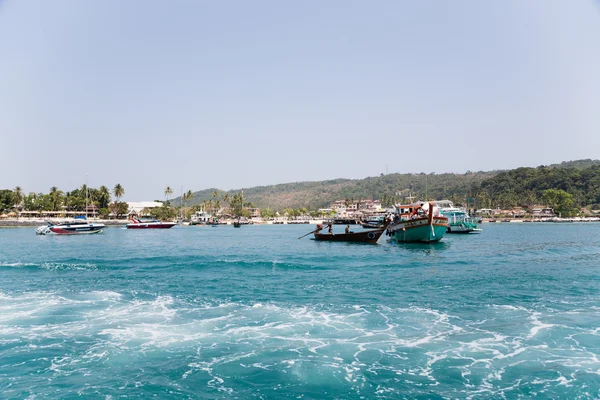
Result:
[313, 222, 388, 244]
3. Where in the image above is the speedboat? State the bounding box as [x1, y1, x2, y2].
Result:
[126, 218, 176, 229]
[35, 218, 105, 235]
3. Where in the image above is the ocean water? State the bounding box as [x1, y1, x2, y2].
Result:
[1, 223, 599, 399]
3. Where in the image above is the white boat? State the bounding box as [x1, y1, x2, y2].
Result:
[190, 208, 217, 225]
[35, 218, 105, 235]
[126, 218, 176, 229]
[434, 200, 481, 233]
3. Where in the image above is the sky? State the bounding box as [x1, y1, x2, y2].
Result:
[1, 0, 600, 200]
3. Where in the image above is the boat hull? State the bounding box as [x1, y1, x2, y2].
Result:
[49, 227, 104, 234]
[126, 223, 176, 229]
[36, 222, 105, 235]
[447, 222, 478, 233]
[313, 229, 384, 243]
[387, 215, 448, 243]
[390, 224, 447, 243]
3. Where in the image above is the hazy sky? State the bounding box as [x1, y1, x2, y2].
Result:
[1, 1, 599, 200]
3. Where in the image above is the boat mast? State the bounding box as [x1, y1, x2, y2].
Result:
[85, 175, 88, 218]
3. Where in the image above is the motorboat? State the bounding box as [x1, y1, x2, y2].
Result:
[35, 217, 105, 235]
[126, 218, 176, 229]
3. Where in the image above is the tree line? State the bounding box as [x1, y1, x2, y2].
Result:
[3, 161, 600, 219]
[0, 184, 127, 218]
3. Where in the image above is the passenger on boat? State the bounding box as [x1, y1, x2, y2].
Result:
[411, 206, 423, 219]
[328, 222, 333, 234]
[345, 225, 350, 234]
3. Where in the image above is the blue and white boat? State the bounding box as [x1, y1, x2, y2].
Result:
[434, 200, 481, 233]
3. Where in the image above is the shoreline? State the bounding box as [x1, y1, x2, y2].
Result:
[2, 218, 600, 227]
[0, 219, 326, 227]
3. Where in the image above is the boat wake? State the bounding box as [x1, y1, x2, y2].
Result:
[0, 291, 598, 398]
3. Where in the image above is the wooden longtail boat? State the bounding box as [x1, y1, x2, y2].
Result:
[313, 221, 389, 244]
[313, 229, 385, 243]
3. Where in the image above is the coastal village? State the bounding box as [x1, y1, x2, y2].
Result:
[1, 189, 599, 225]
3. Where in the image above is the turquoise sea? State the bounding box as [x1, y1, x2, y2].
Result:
[1, 223, 599, 399]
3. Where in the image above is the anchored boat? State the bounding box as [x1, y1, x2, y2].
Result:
[434, 200, 481, 233]
[313, 222, 387, 243]
[35, 217, 105, 235]
[386, 202, 448, 243]
[359, 215, 386, 229]
[126, 218, 176, 229]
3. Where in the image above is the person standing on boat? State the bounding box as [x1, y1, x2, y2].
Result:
[345, 225, 350, 234]
[328, 222, 333, 234]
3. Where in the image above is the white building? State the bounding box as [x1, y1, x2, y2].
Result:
[127, 201, 164, 216]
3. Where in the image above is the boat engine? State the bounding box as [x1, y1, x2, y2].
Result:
[35, 226, 52, 235]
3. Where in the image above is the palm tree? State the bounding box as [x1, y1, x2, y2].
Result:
[164, 186, 173, 202]
[98, 185, 111, 209]
[49, 186, 64, 211]
[223, 193, 230, 207]
[113, 184, 124, 202]
[13, 186, 23, 209]
[183, 190, 193, 204]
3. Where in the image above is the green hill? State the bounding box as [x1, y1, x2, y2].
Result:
[178, 172, 497, 210]
[175, 159, 600, 211]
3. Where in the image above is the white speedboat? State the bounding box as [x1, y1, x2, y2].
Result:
[126, 218, 176, 229]
[35, 218, 105, 235]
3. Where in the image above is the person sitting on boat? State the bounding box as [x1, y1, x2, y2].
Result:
[315, 223, 323, 233]
[345, 225, 350, 234]
[411, 206, 422, 219]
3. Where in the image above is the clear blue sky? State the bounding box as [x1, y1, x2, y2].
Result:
[1, 0, 599, 200]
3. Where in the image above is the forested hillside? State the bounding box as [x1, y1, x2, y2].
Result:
[177, 160, 600, 211]
[479, 165, 600, 209]
[180, 172, 496, 210]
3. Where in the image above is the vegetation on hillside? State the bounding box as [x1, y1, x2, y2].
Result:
[172, 160, 600, 213]
[177, 172, 496, 210]
[3, 160, 600, 217]
[476, 165, 600, 215]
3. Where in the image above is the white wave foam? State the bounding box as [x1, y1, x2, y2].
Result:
[2, 293, 599, 396]
[0, 261, 98, 270]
